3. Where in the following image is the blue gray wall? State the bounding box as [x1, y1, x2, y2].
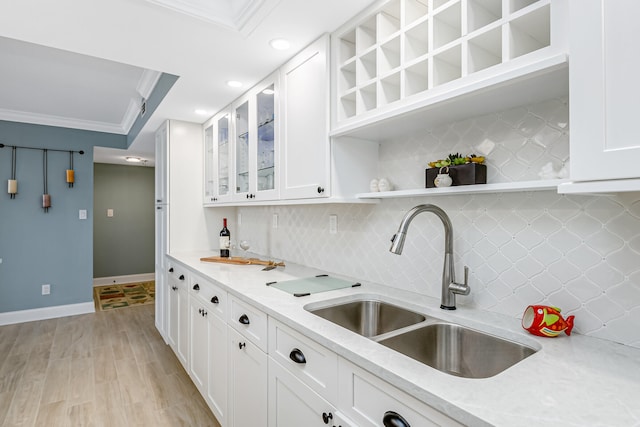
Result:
[0, 120, 126, 312]
[93, 163, 155, 278]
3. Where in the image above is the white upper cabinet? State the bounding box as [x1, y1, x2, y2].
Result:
[203, 110, 234, 205]
[559, 0, 640, 193]
[280, 34, 331, 200]
[232, 73, 279, 202]
[331, 0, 569, 139]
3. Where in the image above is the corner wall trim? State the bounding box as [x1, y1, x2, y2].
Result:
[93, 273, 155, 286]
[0, 302, 95, 326]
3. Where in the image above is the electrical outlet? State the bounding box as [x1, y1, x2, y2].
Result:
[272, 213, 278, 229]
[107, 209, 114, 217]
[42, 284, 50, 295]
[329, 214, 338, 234]
[79, 209, 87, 220]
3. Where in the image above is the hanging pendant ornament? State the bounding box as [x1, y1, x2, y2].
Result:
[8, 146, 18, 198]
[42, 149, 51, 212]
[66, 151, 75, 188]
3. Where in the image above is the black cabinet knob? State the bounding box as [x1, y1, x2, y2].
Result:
[171, 286, 178, 291]
[169, 268, 174, 273]
[193, 284, 200, 291]
[383, 411, 410, 427]
[198, 308, 202, 314]
[317, 186, 325, 194]
[238, 314, 250, 325]
[322, 412, 333, 424]
[211, 296, 219, 304]
[289, 348, 306, 364]
[239, 342, 246, 349]
[203, 311, 207, 317]
[179, 275, 185, 281]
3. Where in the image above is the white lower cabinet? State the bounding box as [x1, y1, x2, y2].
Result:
[228, 326, 268, 427]
[167, 264, 189, 368]
[338, 359, 463, 427]
[268, 319, 354, 427]
[269, 358, 346, 427]
[188, 274, 228, 425]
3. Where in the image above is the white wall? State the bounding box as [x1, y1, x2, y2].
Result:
[234, 98, 640, 349]
[168, 120, 235, 252]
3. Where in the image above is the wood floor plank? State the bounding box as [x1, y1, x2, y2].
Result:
[4, 377, 44, 427]
[67, 402, 97, 427]
[40, 357, 71, 405]
[34, 401, 68, 427]
[68, 357, 94, 406]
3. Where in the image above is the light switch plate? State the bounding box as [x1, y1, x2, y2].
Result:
[79, 209, 87, 220]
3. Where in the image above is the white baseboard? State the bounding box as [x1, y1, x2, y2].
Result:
[0, 302, 96, 326]
[93, 273, 155, 287]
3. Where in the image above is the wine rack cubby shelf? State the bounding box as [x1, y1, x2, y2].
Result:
[332, 0, 566, 131]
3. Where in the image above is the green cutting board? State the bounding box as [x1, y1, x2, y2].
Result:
[267, 275, 360, 297]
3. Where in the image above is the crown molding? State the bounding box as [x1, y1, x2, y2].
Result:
[0, 108, 128, 134]
[137, 69, 162, 99]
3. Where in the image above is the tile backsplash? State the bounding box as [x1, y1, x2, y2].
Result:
[236, 98, 640, 349]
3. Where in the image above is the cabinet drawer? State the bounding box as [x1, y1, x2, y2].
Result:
[228, 296, 268, 352]
[190, 273, 227, 320]
[338, 359, 463, 427]
[269, 319, 338, 403]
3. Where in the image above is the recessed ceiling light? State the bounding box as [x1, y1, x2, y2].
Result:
[227, 80, 243, 88]
[126, 156, 142, 163]
[270, 38, 290, 50]
[262, 88, 275, 95]
[195, 109, 209, 115]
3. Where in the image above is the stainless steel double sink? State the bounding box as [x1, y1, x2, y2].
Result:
[306, 297, 536, 379]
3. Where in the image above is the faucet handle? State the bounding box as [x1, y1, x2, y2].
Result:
[450, 266, 471, 296]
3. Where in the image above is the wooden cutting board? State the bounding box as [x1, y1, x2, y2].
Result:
[200, 256, 285, 267]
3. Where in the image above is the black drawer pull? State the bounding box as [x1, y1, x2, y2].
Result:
[239, 342, 246, 349]
[211, 296, 219, 304]
[168, 267, 174, 273]
[289, 348, 306, 364]
[193, 284, 200, 291]
[179, 275, 185, 281]
[383, 411, 410, 427]
[322, 412, 332, 424]
[238, 314, 250, 325]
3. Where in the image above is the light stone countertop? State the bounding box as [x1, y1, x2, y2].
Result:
[169, 251, 640, 427]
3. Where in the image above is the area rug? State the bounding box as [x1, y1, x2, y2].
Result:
[94, 281, 155, 311]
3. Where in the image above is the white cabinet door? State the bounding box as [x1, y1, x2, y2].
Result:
[167, 275, 179, 350]
[155, 121, 169, 204]
[268, 358, 338, 427]
[228, 327, 267, 427]
[176, 278, 189, 368]
[203, 121, 216, 205]
[280, 35, 331, 200]
[207, 311, 228, 426]
[570, 0, 640, 182]
[232, 73, 280, 202]
[189, 297, 209, 394]
[154, 210, 168, 338]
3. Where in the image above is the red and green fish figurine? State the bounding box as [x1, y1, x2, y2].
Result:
[522, 305, 575, 337]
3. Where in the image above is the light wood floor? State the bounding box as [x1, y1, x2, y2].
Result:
[0, 304, 221, 427]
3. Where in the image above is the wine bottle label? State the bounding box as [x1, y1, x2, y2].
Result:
[220, 236, 230, 250]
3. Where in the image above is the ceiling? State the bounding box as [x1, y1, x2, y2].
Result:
[0, 0, 375, 166]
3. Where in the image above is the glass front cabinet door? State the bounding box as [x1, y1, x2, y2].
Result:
[231, 72, 279, 202]
[203, 110, 233, 205]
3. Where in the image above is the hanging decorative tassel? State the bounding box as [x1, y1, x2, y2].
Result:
[8, 146, 18, 198]
[42, 149, 51, 212]
[66, 151, 75, 188]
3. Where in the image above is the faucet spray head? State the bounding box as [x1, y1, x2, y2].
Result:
[389, 232, 406, 254]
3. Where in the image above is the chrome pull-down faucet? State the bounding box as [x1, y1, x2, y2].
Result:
[390, 204, 470, 310]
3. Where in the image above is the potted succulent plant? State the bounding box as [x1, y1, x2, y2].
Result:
[425, 153, 487, 188]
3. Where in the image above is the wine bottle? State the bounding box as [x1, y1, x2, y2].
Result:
[220, 218, 230, 258]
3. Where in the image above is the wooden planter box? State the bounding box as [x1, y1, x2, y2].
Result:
[426, 163, 487, 188]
